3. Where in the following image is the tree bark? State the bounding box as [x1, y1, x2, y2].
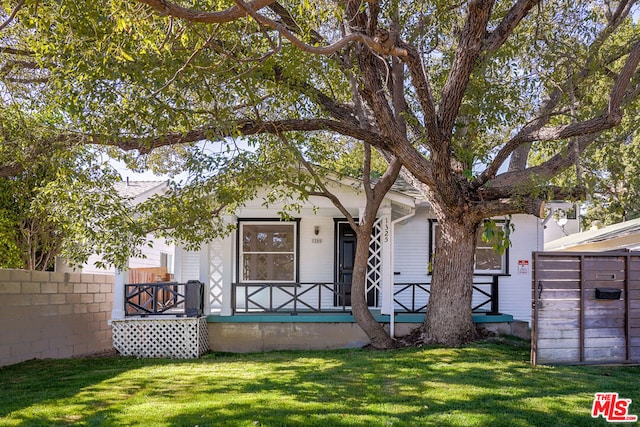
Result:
[421, 217, 479, 346]
[352, 222, 395, 349]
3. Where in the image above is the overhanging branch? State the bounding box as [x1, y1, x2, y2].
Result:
[82, 118, 391, 154]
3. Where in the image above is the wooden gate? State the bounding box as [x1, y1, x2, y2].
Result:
[532, 251, 640, 365]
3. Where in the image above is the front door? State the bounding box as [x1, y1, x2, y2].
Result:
[335, 222, 378, 307]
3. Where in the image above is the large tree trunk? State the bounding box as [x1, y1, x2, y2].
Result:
[421, 217, 480, 346]
[352, 224, 395, 349]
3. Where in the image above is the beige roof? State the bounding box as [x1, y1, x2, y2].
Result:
[545, 217, 640, 252]
[114, 181, 168, 201]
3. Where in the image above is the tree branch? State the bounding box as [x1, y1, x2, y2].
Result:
[136, 0, 277, 24]
[282, 135, 359, 231]
[83, 118, 391, 154]
[474, 32, 640, 189]
[438, 0, 494, 136]
[0, 0, 26, 32]
[487, 133, 598, 188]
[401, 43, 439, 144]
[481, 0, 539, 56]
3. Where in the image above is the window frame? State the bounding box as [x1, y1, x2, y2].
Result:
[236, 218, 300, 284]
[428, 219, 510, 275]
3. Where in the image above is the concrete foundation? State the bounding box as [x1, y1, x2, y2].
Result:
[208, 320, 531, 352]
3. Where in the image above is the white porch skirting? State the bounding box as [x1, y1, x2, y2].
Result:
[112, 317, 209, 359]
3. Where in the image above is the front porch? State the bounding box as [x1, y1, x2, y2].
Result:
[230, 274, 503, 316]
[112, 276, 526, 355]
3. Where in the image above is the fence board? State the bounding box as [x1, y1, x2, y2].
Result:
[537, 270, 581, 280]
[535, 348, 580, 364]
[584, 337, 627, 348]
[585, 328, 628, 338]
[584, 299, 625, 310]
[583, 257, 625, 268]
[583, 280, 626, 290]
[537, 328, 580, 340]
[535, 290, 580, 299]
[536, 318, 580, 329]
[584, 347, 626, 361]
[537, 300, 580, 311]
[583, 317, 625, 329]
[533, 252, 640, 365]
[536, 280, 580, 290]
[627, 288, 640, 298]
[534, 259, 581, 270]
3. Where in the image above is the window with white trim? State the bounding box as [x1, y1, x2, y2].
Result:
[430, 220, 508, 274]
[239, 221, 297, 282]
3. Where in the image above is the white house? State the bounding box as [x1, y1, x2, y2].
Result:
[110, 176, 540, 355]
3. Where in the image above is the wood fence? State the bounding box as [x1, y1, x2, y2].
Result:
[532, 251, 640, 365]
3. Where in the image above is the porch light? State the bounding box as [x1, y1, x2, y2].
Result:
[314, 226, 320, 235]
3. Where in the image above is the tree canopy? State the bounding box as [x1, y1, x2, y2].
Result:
[2, 0, 640, 345]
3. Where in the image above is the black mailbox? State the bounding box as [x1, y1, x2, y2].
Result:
[595, 288, 622, 300]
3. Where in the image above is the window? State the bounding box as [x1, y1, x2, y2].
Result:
[430, 220, 508, 274]
[160, 252, 174, 274]
[239, 221, 297, 282]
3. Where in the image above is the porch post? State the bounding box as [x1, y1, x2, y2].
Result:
[199, 243, 210, 315]
[111, 266, 129, 321]
[220, 215, 236, 316]
[173, 245, 183, 282]
[379, 206, 393, 317]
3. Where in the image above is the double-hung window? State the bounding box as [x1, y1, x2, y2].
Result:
[430, 220, 508, 274]
[239, 221, 297, 282]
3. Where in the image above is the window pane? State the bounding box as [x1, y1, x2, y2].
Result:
[242, 224, 294, 252]
[475, 249, 502, 271]
[432, 221, 505, 272]
[242, 254, 294, 281]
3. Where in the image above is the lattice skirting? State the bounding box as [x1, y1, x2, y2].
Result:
[112, 317, 209, 359]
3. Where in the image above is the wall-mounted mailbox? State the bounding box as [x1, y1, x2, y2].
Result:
[595, 288, 622, 300]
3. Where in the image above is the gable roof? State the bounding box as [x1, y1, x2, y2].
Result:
[545, 217, 640, 252]
[114, 180, 168, 202]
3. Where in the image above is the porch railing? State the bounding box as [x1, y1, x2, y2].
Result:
[393, 274, 500, 314]
[231, 275, 501, 315]
[125, 280, 204, 317]
[231, 282, 353, 314]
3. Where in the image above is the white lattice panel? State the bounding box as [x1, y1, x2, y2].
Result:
[367, 218, 383, 297]
[112, 317, 209, 359]
[208, 240, 224, 310]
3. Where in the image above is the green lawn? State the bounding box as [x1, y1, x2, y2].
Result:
[0, 341, 638, 426]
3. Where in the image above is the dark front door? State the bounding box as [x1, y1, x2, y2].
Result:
[335, 222, 378, 307]
[336, 222, 357, 307]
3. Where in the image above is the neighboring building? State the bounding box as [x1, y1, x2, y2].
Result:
[545, 217, 640, 252]
[542, 201, 581, 245]
[111, 176, 540, 355]
[56, 180, 174, 279]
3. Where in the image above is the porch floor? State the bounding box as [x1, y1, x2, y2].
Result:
[206, 310, 514, 324]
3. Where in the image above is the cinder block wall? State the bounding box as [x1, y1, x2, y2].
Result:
[0, 269, 114, 367]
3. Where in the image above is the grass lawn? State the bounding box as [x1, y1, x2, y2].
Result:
[0, 341, 639, 426]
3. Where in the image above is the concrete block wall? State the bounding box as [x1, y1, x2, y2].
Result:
[0, 269, 114, 367]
